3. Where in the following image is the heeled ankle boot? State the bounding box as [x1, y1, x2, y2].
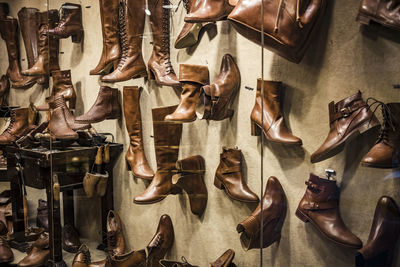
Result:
[47, 3, 83, 43]
[250, 79, 302, 145]
[148, 0, 180, 86]
[90, 0, 120, 75]
[164, 64, 209, 122]
[175, 0, 204, 49]
[123, 86, 154, 179]
[48, 106, 79, 140]
[0, 75, 9, 106]
[210, 249, 235, 267]
[184, 0, 234, 22]
[0, 108, 35, 145]
[107, 210, 125, 256]
[134, 106, 182, 204]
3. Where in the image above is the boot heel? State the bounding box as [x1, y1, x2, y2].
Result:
[147, 68, 155, 80]
[356, 13, 371, 25]
[71, 30, 83, 43]
[295, 209, 309, 223]
[214, 176, 224, 190]
[251, 121, 262, 136]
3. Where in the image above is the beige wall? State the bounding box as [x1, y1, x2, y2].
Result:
[0, 0, 399, 266]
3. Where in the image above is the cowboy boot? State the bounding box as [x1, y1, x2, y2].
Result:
[47, 3, 83, 43]
[101, 0, 147, 82]
[72, 244, 91, 267]
[361, 102, 400, 168]
[0, 75, 9, 106]
[175, 0, 204, 49]
[251, 79, 302, 145]
[48, 106, 79, 140]
[311, 91, 380, 163]
[107, 210, 125, 256]
[160, 257, 198, 267]
[164, 64, 209, 122]
[90, 0, 120, 75]
[0, 3, 8, 19]
[296, 173, 363, 248]
[148, 0, 180, 86]
[210, 249, 235, 267]
[0, 108, 35, 145]
[184, 0, 234, 22]
[134, 106, 182, 204]
[357, 0, 400, 31]
[123, 86, 154, 179]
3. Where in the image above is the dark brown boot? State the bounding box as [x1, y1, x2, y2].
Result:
[0, 108, 34, 145]
[90, 0, 120, 75]
[0, 75, 9, 106]
[237, 176, 286, 250]
[75, 86, 121, 124]
[250, 79, 302, 145]
[357, 0, 400, 31]
[148, 0, 180, 86]
[62, 223, 81, 253]
[0, 3, 9, 19]
[123, 86, 154, 179]
[47, 3, 83, 43]
[185, 0, 234, 22]
[296, 173, 363, 248]
[210, 249, 235, 267]
[214, 147, 259, 203]
[101, 0, 147, 82]
[107, 210, 125, 256]
[134, 106, 182, 204]
[175, 0, 204, 49]
[48, 106, 78, 140]
[72, 244, 91, 267]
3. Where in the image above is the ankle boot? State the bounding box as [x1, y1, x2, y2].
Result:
[147, 0, 180, 86]
[134, 106, 182, 204]
[0, 3, 8, 19]
[72, 244, 91, 267]
[164, 64, 209, 122]
[47, 3, 83, 43]
[0, 108, 34, 145]
[250, 79, 302, 145]
[90, 0, 120, 75]
[21, 10, 60, 76]
[48, 106, 79, 140]
[18, 232, 50, 267]
[146, 214, 174, 267]
[101, 0, 147, 82]
[175, 0, 204, 49]
[123, 86, 154, 179]
[210, 249, 235, 267]
[0, 75, 9, 106]
[200, 54, 240, 121]
[237, 176, 286, 250]
[75, 86, 121, 124]
[172, 155, 207, 217]
[355, 196, 400, 267]
[62, 223, 81, 253]
[160, 256, 198, 267]
[361, 102, 400, 168]
[107, 210, 125, 256]
[184, 0, 234, 22]
[0, 18, 36, 89]
[296, 173, 363, 248]
[357, 0, 400, 31]
[214, 147, 259, 203]
[311, 91, 380, 163]
[36, 199, 48, 229]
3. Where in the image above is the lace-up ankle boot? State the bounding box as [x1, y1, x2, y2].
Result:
[357, 0, 400, 31]
[47, 3, 83, 43]
[0, 108, 34, 145]
[107, 210, 125, 256]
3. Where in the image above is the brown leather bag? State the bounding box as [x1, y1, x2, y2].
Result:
[228, 0, 327, 63]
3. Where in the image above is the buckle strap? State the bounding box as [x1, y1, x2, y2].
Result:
[302, 200, 337, 211]
[329, 101, 366, 123]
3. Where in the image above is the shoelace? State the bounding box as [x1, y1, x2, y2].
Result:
[366, 98, 395, 143]
[160, 0, 174, 74]
[80, 246, 91, 263]
[4, 110, 15, 134]
[118, 1, 128, 69]
[274, 0, 303, 33]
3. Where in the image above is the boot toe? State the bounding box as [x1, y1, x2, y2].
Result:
[132, 165, 155, 180]
[134, 191, 164, 204]
[336, 233, 363, 249]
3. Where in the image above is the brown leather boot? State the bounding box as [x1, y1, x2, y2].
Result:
[47, 3, 83, 43]
[250, 79, 302, 145]
[214, 147, 259, 203]
[361, 102, 400, 168]
[172, 155, 207, 217]
[75, 86, 121, 124]
[160, 257, 198, 267]
[63, 223, 81, 253]
[200, 54, 240, 121]
[357, 0, 400, 31]
[48, 106, 79, 140]
[123, 86, 154, 179]
[21, 10, 60, 76]
[90, 0, 120, 75]
[107, 210, 125, 256]
[0, 3, 8, 19]
[0, 237, 13, 263]
[0, 108, 34, 145]
[184, 0, 234, 22]
[101, 0, 147, 82]
[164, 64, 209, 122]
[147, 0, 180, 86]
[210, 249, 235, 267]
[175, 0, 204, 49]
[72, 244, 91, 267]
[0, 75, 9, 106]
[146, 214, 174, 267]
[18, 232, 50, 267]
[356, 196, 400, 267]
[311, 91, 380, 163]
[296, 173, 363, 249]
[134, 106, 182, 204]
[237, 176, 286, 250]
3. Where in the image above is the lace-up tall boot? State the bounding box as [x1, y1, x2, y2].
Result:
[0, 108, 34, 145]
[47, 3, 83, 43]
[101, 0, 147, 82]
[175, 0, 204, 49]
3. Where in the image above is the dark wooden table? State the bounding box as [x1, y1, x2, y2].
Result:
[5, 143, 123, 267]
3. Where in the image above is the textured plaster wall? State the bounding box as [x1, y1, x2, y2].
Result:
[0, 0, 399, 266]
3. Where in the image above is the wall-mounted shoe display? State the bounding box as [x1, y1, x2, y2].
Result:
[185, 0, 234, 22]
[210, 249, 235, 267]
[107, 210, 125, 256]
[357, 0, 400, 31]
[0, 107, 35, 145]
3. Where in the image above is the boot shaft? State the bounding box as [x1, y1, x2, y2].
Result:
[100, 0, 120, 43]
[7, 108, 30, 136]
[179, 64, 209, 85]
[51, 70, 73, 92]
[0, 18, 19, 62]
[148, 0, 171, 57]
[123, 86, 142, 133]
[304, 173, 339, 202]
[219, 147, 241, 169]
[255, 79, 282, 111]
[60, 3, 82, 24]
[18, 8, 40, 67]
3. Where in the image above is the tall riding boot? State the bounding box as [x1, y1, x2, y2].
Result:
[175, 0, 204, 49]
[134, 106, 182, 204]
[250, 79, 303, 145]
[123, 86, 154, 179]
[102, 0, 147, 82]
[47, 3, 83, 43]
[0, 18, 36, 89]
[21, 10, 60, 76]
[90, 0, 120, 75]
[164, 64, 209, 122]
[148, 0, 180, 86]
[184, 0, 234, 22]
[0, 108, 34, 145]
[0, 3, 9, 19]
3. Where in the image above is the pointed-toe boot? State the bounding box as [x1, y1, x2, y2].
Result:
[175, 0, 204, 49]
[357, 0, 400, 31]
[361, 102, 400, 168]
[90, 0, 120, 75]
[48, 106, 79, 140]
[184, 0, 234, 22]
[107, 210, 125, 256]
[101, 0, 147, 82]
[0, 237, 13, 263]
[250, 79, 302, 145]
[18, 232, 50, 267]
[72, 244, 91, 267]
[214, 147, 259, 203]
[296, 173, 363, 249]
[172, 155, 207, 217]
[237, 176, 286, 250]
[123, 86, 154, 179]
[164, 64, 209, 122]
[200, 54, 240, 121]
[311, 91, 380, 163]
[134, 106, 182, 204]
[0, 75, 10, 106]
[63, 223, 82, 253]
[47, 3, 83, 43]
[355, 196, 400, 267]
[210, 249, 235, 267]
[0, 108, 34, 145]
[146, 214, 174, 267]
[160, 256, 198, 267]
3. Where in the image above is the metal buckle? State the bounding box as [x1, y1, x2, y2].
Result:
[340, 107, 351, 118]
